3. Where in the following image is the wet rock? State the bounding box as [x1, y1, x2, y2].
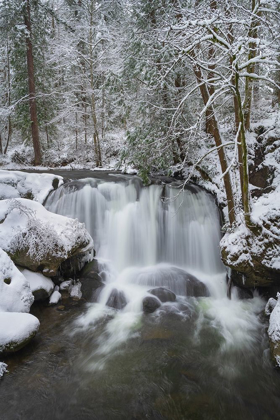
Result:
[148, 287, 176, 303]
[106, 288, 127, 310]
[142, 296, 161, 314]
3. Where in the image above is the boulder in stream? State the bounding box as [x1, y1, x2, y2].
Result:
[0, 198, 93, 277]
[134, 265, 209, 298]
[0, 312, 40, 354]
[143, 296, 161, 313]
[148, 287, 176, 303]
[106, 288, 127, 310]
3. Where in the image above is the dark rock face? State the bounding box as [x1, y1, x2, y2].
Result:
[106, 288, 127, 310]
[185, 273, 210, 297]
[79, 259, 104, 302]
[142, 296, 161, 314]
[148, 287, 176, 303]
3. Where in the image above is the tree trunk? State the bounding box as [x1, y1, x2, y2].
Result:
[243, 0, 259, 130]
[24, 0, 42, 166]
[193, 60, 236, 225]
[235, 69, 251, 227]
[4, 40, 12, 155]
[89, 1, 102, 167]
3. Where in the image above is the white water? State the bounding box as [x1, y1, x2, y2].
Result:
[46, 178, 265, 369]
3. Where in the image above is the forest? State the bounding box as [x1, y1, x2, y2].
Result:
[0, 1, 280, 419]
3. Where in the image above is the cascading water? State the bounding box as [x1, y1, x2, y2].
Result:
[45, 176, 265, 368]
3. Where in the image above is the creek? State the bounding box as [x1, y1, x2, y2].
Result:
[1, 171, 280, 420]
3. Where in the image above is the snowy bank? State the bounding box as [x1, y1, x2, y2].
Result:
[0, 249, 34, 313]
[0, 312, 40, 354]
[0, 170, 63, 203]
[0, 198, 94, 277]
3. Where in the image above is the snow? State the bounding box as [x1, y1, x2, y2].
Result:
[0, 198, 94, 264]
[265, 297, 277, 316]
[49, 288, 62, 305]
[0, 312, 40, 353]
[0, 249, 34, 313]
[69, 281, 82, 299]
[268, 294, 280, 368]
[0, 362, 8, 378]
[20, 269, 54, 295]
[60, 280, 72, 291]
[0, 170, 63, 204]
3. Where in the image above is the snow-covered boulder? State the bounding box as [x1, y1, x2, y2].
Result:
[268, 293, 280, 367]
[0, 362, 8, 377]
[0, 170, 63, 203]
[220, 219, 280, 288]
[0, 198, 94, 277]
[49, 286, 62, 305]
[20, 269, 54, 301]
[0, 249, 34, 313]
[0, 312, 39, 354]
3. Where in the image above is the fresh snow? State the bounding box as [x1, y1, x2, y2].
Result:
[0, 198, 94, 263]
[20, 269, 54, 295]
[0, 170, 63, 204]
[49, 287, 62, 305]
[0, 312, 40, 353]
[0, 249, 34, 313]
[0, 362, 8, 378]
[69, 281, 82, 299]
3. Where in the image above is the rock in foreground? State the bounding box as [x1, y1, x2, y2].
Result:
[0, 199, 93, 277]
[0, 312, 40, 354]
[268, 293, 280, 367]
[0, 249, 34, 313]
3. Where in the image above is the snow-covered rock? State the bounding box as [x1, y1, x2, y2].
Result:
[0, 312, 40, 354]
[220, 220, 280, 288]
[0, 249, 34, 313]
[0, 170, 63, 203]
[0, 362, 8, 377]
[20, 269, 54, 301]
[69, 281, 82, 299]
[49, 286, 62, 305]
[265, 298, 277, 316]
[60, 280, 72, 291]
[268, 293, 280, 367]
[0, 198, 94, 277]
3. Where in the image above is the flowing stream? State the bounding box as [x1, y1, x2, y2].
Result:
[1, 172, 280, 420]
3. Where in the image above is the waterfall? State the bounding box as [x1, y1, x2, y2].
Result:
[46, 178, 224, 276]
[45, 176, 264, 369]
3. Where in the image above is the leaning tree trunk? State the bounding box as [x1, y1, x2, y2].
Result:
[24, 0, 42, 166]
[192, 60, 236, 226]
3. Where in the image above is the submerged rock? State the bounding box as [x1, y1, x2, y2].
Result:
[143, 296, 161, 313]
[0, 312, 40, 354]
[148, 287, 176, 303]
[134, 265, 209, 298]
[0, 198, 93, 277]
[106, 288, 127, 310]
